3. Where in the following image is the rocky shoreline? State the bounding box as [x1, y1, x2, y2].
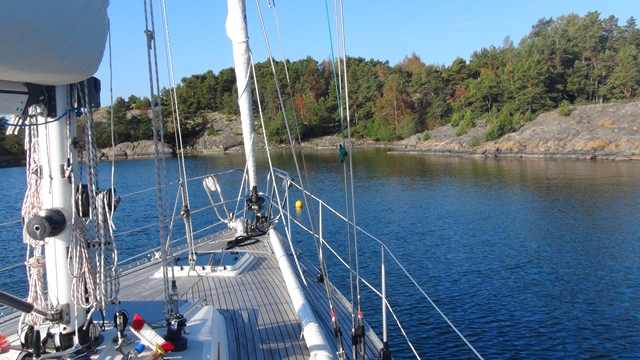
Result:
[95, 101, 640, 162]
[392, 102, 640, 161]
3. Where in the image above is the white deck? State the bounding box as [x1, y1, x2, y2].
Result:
[0, 229, 384, 359]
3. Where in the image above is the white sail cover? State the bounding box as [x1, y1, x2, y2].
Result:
[0, 1, 109, 85]
[226, 0, 257, 190]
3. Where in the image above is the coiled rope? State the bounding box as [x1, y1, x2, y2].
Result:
[19, 105, 46, 328]
[79, 83, 118, 315]
[22, 256, 46, 328]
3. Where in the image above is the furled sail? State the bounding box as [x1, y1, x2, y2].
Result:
[0, 0, 109, 85]
[226, 0, 258, 191]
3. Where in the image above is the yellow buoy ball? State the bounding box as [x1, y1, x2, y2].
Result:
[295, 200, 303, 209]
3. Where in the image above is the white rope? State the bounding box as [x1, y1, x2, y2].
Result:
[97, 190, 119, 304]
[80, 85, 106, 316]
[69, 223, 98, 310]
[21, 106, 44, 228]
[19, 108, 46, 328]
[63, 82, 117, 320]
[21, 256, 46, 328]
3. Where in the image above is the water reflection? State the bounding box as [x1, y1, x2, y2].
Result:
[1, 149, 639, 358]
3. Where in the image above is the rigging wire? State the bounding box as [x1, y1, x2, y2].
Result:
[159, 0, 197, 272]
[148, 0, 176, 278]
[250, 3, 344, 353]
[254, 0, 328, 299]
[251, 0, 311, 259]
[287, 182, 485, 359]
[267, 0, 322, 264]
[255, 0, 346, 356]
[108, 3, 118, 265]
[335, 0, 366, 357]
[0, 219, 21, 227]
[142, 0, 173, 322]
[322, 0, 362, 356]
[290, 216, 423, 358]
[336, 3, 358, 355]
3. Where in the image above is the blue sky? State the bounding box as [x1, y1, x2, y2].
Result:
[95, 0, 636, 106]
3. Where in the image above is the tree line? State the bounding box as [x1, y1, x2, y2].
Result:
[158, 11, 640, 145]
[2, 11, 640, 156]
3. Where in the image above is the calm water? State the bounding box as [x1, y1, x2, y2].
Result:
[1, 149, 639, 359]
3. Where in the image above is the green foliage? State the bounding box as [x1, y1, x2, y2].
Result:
[558, 100, 573, 116]
[133, 97, 151, 110]
[450, 111, 463, 127]
[470, 136, 480, 148]
[206, 127, 217, 137]
[0, 117, 25, 159]
[155, 13, 640, 145]
[361, 117, 398, 141]
[455, 110, 475, 137]
[397, 114, 420, 138]
[605, 44, 640, 99]
[511, 111, 536, 127]
[422, 130, 430, 141]
[484, 112, 515, 142]
[22, 10, 633, 158]
[265, 111, 288, 143]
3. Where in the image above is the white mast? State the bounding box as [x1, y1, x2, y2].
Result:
[39, 86, 86, 342]
[0, 1, 109, 351]
[226, 0, 258, 194]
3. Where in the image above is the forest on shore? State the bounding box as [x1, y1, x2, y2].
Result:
[1, 11, 640, 158]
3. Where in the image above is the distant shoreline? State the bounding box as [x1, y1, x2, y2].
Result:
[4, 102, 640, 169]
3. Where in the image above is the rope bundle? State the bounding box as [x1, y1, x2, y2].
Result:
[20, 106, 46, 328]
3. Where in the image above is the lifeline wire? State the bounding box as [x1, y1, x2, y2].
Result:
[286, 183, 484, 359]
[255, 1, 347, 356]
[254, 0, 338, 304]
[268, 0, 321, 255]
